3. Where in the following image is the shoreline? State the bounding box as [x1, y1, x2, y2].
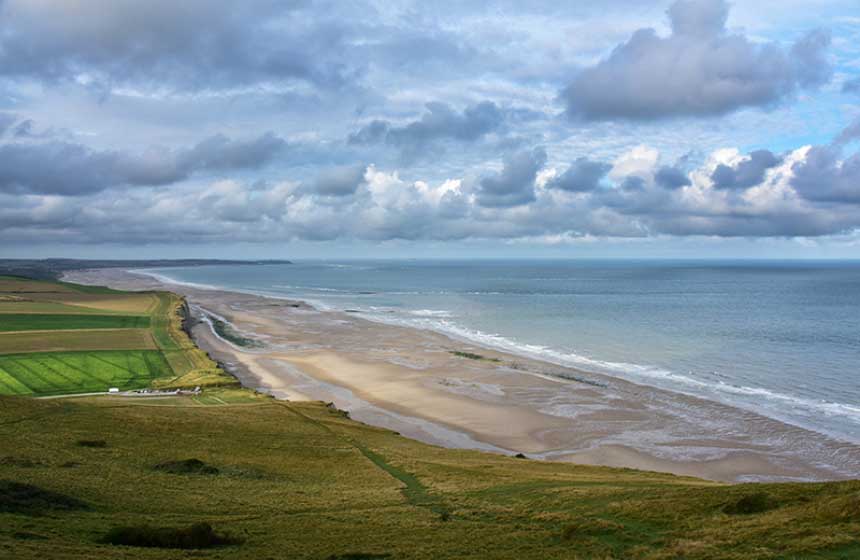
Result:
[63, 267, 860, 483]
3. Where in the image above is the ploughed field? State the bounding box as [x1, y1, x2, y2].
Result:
[0, 276, 232, 396]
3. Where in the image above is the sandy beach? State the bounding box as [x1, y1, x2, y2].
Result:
[65, 268, 860, 483]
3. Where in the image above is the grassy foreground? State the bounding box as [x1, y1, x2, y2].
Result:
[1, 389, 858, 559]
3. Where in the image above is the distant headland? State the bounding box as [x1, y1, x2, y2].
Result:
[0, 258, 292, 281]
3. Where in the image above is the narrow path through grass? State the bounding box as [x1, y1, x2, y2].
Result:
[280, 402, 450, 519]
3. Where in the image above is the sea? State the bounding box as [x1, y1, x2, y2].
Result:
[143, 260, 860, 445]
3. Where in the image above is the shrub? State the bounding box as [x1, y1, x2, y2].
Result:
[101, 522, 240, 549]
[562, 519, 624, 541]
[326, 554, 391, 560]
[0, 480, 89, 514]
[449, 350, 501, 362]
[723, 492, 773, 515]
[0, 456, 41, 467]
[153, 458, 219, 475]
[76, 439, 107, 448]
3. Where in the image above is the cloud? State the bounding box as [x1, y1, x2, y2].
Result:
[181, 132, 287, 172]
[0, 0, 353, 92]
[348, 101, 505, 156]
[547, 158, 611, 192]
[655, 165, 691, 189]
[834, 117, 860, 146]
[711, 149, 781, 189]
[0, 132, 287, 195]
[792, 146, 860, 203]
[476, 147, 547, 207]
[790, 119, 860, 204]
[843, 77, 860, 94]
[0, 113, 17, 136]
[561, 0, 832, 121]
[6, 135, 860, 246]
[313, 164, 368, 197]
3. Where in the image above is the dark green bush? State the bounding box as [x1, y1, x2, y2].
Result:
[76, 439, 107, 448]
[326, 554, 391, 560]
[153, 458, 219, 475]
[724, 492, 773, 515]
[0, 480, 88, 514]
[101, 522, 240, 549]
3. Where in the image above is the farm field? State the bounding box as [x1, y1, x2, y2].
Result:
[0, 330, 157, 355]
[0, 314, 150, 332]
[1, 390, 858, 559]
[0, 350, 173, 396]
[0, 277, 234, 395]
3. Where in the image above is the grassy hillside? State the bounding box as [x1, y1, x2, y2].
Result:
[0, 390, 858, 559]
[0, 277, 234, 395]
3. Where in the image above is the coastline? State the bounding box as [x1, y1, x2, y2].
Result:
[63, 267, 860, 483]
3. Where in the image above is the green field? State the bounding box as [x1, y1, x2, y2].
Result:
[1, 391, 858, 559]
[0, 278, 235, 395]
[0, 351, 173, 395]
[0, 314, 150, 332]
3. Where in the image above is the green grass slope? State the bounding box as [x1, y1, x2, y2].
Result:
[1, 390, 857, 560]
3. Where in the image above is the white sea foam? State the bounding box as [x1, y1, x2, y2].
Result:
[133, 269, 223, 291]
[407, 309, 455, 318]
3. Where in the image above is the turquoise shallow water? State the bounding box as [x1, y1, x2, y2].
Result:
[146, 260, 860, 445]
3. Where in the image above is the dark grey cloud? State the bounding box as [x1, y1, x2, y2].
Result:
[349, 101, 505, 154]
[0, 0, 354, 92]
[655, 165, 691, 189]
[313, 164, 368, 196]
[547, 158, 611, 192]
[711, 149, 781, 189]
[476, 147, 546, 207]
[13, 120, 36, 138]
[843, 77, 860, 94]
[0, 132, 287, 195]
[561, 0, 832, 121]
[0, 113, 17, 136]
[181, 132, 287, 172]
[790, 119, 860, 204]
[792, 146, 860, 203]
[834, 117, 860, 146]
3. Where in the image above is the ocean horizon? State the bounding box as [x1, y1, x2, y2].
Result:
[143, 259, 860, 446]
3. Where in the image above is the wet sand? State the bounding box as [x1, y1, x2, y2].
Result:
[64, 268, 860, 482]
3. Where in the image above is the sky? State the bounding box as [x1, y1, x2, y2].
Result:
[1, 0, 860, 260]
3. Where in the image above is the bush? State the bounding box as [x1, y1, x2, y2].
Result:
[101, 522, 240, 549]
[561, 519, 624, 541]
[0, 480, 89, 515]
[326, 554, 391, 560]
[153, 458, 219, 475]
[76, 439, 107, 448]
[0, 456, 41, 467]
[723, 492, 773, 515]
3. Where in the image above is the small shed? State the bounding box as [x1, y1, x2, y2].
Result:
[108, 387, 120, 393]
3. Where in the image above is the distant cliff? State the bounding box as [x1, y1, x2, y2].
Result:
[0, 258, 292, 280]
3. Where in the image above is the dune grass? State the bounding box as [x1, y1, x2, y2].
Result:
[0, 390, 857, 559]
